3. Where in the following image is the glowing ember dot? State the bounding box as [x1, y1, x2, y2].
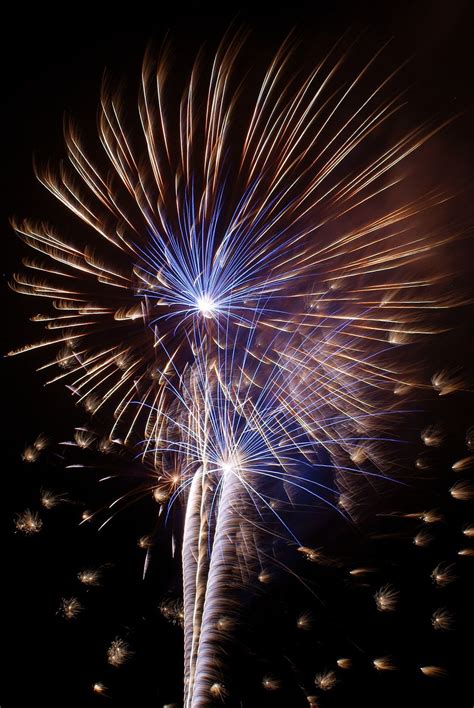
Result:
[93, 682, 107, 694]
[197, 295, 216, 317]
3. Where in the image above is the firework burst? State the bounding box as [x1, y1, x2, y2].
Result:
[9, 29, 470, 706]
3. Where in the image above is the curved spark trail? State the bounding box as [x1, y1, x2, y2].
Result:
[9, 29, 463, 706]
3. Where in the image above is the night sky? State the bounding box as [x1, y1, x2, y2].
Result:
[3, 3, 474, 707]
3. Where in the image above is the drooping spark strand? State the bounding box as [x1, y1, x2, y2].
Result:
[138, 534, 153, 549]
[258, 569, 272, 583]
[373, 657, 397, 671]
[159, 599, 185, 627]
[419, 665, 448, 678]
[314, 670, 337, 690]
[451, 455, 474, 472]
[74, 429, 96, 449]
[59, 596, 83, 620]
[466, 426, 474, 450]
[349, 567, 377, 577]
[374, 584, 399, 611]
[78, 568, 102, 586]
[21, 434, 49, 462]
[450, 480, 474, 501]
[413, 529, 434, 547]
[40, 488, 69, 509]
[421, 510, 444, 524]
[107, 638, 133, 667]
[421, 425, 444, 447]
[431, 608, 454, 631]
[296, 611, 314, 631]
[431, 369, 466, 395]
[22, 445, 39, 463]
[209, 683, 227, 700]
[93, 682, 107, 695]
[462, 524, 474, 537]
[262, 675, 281, 691]
[15, 509, 43, 534]
[431, 562, 457, 587]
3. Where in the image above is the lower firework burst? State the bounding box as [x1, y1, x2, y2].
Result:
[7, 23, 474, 708]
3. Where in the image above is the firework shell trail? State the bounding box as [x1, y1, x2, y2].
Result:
[186, 466, 244, 706]
[182, 467, 210, 705]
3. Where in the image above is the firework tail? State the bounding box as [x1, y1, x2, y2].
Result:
[189, 468, 243, 706]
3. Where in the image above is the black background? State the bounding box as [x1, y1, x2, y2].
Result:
[2, 2, 474, 706]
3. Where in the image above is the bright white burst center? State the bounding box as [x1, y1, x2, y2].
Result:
[197, 295, 216, 318]
[220, 461, 235, 475]
[218, 452, 242, 476]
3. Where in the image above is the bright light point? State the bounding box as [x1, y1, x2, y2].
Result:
[218, 452, 241, 475]
[93, 682, 107, 694]
[220, 461, 234, 475]
[197, 295, 216, 318]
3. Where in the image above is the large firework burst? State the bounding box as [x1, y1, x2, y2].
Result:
[9, 29, 468, 706]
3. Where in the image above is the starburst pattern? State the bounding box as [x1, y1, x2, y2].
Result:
[9, 30, 471, 707]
